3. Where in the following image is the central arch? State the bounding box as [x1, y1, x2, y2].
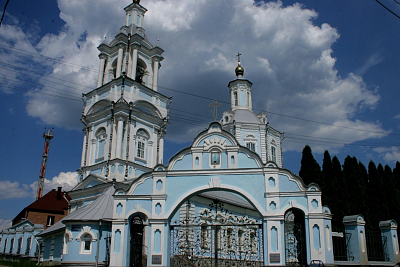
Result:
[168, 187, 265, 267]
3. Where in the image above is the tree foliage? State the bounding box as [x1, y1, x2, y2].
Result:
[299, 145, 400, 230]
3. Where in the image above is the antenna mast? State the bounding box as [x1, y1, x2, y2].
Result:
[36, 128, 54, 200]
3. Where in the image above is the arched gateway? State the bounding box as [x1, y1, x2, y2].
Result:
[102, 122, 333, 267]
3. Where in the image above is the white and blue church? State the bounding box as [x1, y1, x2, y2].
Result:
[1, 1, 399, 267]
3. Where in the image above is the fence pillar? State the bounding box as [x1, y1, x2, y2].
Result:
[343, 215, 368, 265]
[379, 220, 400, 263]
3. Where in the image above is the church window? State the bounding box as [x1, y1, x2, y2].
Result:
[225, 116, 229, 123]
[136, 14, 141, 25]
[47, 215, 55, 226]
[246, 142, 255, 152]
[81, 234, 92, 254]
[111, 59, 117, 79]
[234, 91, 238, 106]
[136, 129, 149, 161]
[247, 91, 250, 106]
[136, 59, 147, 84]
[9, 238, 14, 253]
[244, 134, 257, 153]
[95, 128, 106, 161]
[271, 146, 276, 163]
[137, 141, 145, 158]
[25, 237, 31, 255]
[16, 237, 22, 254]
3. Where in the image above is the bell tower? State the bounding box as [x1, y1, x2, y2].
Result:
[221, 54, 284, 167]
[79, 0, 171, 182]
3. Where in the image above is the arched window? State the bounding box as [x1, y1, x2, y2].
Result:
[111, 59, 117, 79]
[25, 237, 31, 256]
[271, 139, 277, 163]
[136, 129, 149, 160]
[234, 91, 238, 106]
[244, 134, 257, 152]
[81, 234, 92, 254]
[136, 58, 147, 84]
[95, 128, 107, 161]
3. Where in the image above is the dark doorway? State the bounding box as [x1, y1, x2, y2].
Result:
[284, 209, 307, 267]
[130, 216, 145, 267]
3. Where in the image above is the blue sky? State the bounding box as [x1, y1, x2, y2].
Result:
[0, 0, 399, 229]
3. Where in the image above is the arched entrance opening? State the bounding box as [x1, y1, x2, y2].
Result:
[129, 215, 146, 267]
[169, 189, 264, 267]
[284, 208, 307, 267]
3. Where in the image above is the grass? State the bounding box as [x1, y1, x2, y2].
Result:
[0, 258, 39, 267]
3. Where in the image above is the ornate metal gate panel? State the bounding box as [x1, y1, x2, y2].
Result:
[284, 210, 307, 267]
[170, 201, 264, 267]
[130, 216, 145, 267]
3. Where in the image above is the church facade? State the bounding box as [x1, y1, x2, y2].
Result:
[1, 1, 399, 267]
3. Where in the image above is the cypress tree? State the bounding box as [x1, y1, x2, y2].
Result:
[368, 162, 385, 230]
[322, 151, 333, 209]
[299, 145, 322, 186]
[331, 156, 349, 230]
[343, 156, 367, 216]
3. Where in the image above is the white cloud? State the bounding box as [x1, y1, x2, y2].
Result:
[374, 146, 400, 163]
[0, 181, 31, 200]
[395, 114, 400, 119]
[0, 172, 79, 200]
[356, 53, 383, 76]
[0, 0, 389, 152]
[0, 219, 12, 231]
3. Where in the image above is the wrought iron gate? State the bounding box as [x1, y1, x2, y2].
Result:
[366, 231, 389, 262]
[284, 210, 307, 267]
[130, 216, 145, 267]
[170, 201, 264, 267]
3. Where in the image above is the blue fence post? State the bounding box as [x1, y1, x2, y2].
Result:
[342, 215, 368, 265]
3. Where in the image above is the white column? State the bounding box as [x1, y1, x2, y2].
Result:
[116, 44, 124, 78]
[249, 89, 253, 110]
[90, 139, 96, 165]
[131, 45, 139, 80]
[81, 129, 88, 167]
[97, 54, 107, 87]
[129, 122, 135, 161]
[158, 137, 164, 164]
[116, 117, 124, 159]
[148, 140, 154, 167]
[152, 57, 160, 91]
[111, 121, 117, 159]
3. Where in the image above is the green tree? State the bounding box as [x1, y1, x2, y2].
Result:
[299, 145, 322, 186]
[331, 156, 349, 230]
[343, 156, 367, 216]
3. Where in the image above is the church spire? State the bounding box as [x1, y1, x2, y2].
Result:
[228, 53, 252, 111]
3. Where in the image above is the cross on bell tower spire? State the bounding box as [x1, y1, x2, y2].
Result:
[235, 52, 244, 78]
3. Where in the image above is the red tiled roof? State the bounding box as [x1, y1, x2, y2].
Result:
[12, 187, 71, 225]
[26, 188, 70, 212]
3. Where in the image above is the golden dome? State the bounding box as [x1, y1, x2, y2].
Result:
[235, 62, 244, 77]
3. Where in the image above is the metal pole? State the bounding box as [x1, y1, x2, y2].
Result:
[214, 225, 218, 267]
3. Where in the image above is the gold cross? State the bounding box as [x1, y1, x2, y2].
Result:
[209, 100, 221, 121]
[236, 52, 241, 62]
